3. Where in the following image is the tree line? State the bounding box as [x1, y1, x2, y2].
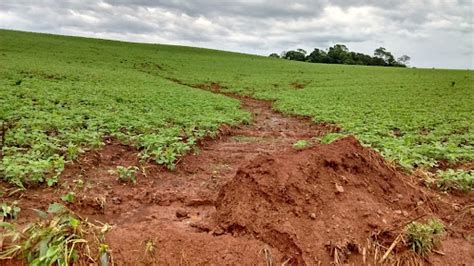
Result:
[269, 44, 410, 67]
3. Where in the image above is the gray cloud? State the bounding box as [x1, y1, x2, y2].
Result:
[0, 0, 472, 68]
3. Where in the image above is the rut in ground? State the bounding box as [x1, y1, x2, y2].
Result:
[4, 86, 473, 265]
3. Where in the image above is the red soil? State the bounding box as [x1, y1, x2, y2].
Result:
[1, 91, 473, 265]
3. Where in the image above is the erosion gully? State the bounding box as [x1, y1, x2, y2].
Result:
[2, 84, 472, 265]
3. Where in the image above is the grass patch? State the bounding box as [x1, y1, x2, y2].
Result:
[0, 203, 111, 264]
[404, 218, 444, 256]
[293, 140, 310, 149]
[316, 133, 348, 144]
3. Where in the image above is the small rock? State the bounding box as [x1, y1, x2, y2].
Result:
[402, 210, 409, 217]
[382, 219, 387, 224]
[310, 213, 317, 220]
[394, 210, 402, 215]
[335, 184, 345, 193]
[176, 209, 189, 218]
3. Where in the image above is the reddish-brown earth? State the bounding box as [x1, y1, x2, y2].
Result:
[1, 89, 473, 265]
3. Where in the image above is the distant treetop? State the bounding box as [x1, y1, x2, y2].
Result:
[271, 44, 409, 67]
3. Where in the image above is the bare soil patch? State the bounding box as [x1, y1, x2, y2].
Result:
[1, 87, 473, 265]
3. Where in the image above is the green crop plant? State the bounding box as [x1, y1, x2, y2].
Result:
[114, 166, 139, 184]
[61, 191, 76, 203]
[293, 140, 310, 150]
[317, 133, 348, 144]
[1, 201, 21, 220]
[0, 29, 472, 189]
[0, 30, 249, 187]
[404, 219, 445, 256]
[436, 169, 473, 192]
[0, 203, 111, 264]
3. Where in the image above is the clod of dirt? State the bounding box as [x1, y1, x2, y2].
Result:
[209, 136, 427, 264]
[176, 209, 190, 219]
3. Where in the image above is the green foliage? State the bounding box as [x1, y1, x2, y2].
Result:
[293, 140, 310, 149]
[436, 169, 473, 192]
[0, 30, 249, 187]
[114, 166, 139, 184]
[0, 29, 472, 185]
[281, 44, 406, 67]
[0, 203, 111, 264]
[1, 201, 21, 220]
[317, 133, 348, 144]
[282, 50, 306, 61]
[61, 191, 76, 203]
[404, 219, 445, 256]
[268, 53, 280, 59]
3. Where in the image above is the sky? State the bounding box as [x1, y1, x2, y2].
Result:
[1, 0, 473, 69]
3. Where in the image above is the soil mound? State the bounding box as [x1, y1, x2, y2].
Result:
[211, 136, 423, 264]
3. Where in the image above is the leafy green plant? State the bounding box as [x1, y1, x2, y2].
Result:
[61, 191, 76, 203]
[404, 218, 444, 256]
[293, 140, 310, 150]
[1, 201, 21, 220]
[317, 133, 348, 144]
[0, 29, 472, 188]
[436, 169, 473, 192]
[113, 166, 139, 184]
[0, 203, 111, 264]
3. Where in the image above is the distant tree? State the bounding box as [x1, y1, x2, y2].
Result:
[282, 50, 306, 61]
[271, 45, 407, 67]
[397, 55, 411, 65]
[327, 44, 350, 64]
[269, 53, 280, 58]
[374, 47, 396, 65]
[370, 56, 386, 66]
[306, 48, 329, 63]
[296, 48, 307, 55]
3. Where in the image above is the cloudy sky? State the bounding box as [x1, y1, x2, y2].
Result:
[1, 0, 472, 69]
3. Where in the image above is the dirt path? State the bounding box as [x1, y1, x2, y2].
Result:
[2, 87, 473, 265]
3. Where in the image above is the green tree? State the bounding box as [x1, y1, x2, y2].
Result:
[282, 50, 306, 61]
[397, 55, 411, 66]
[374, 47, 396, 65]
[306, 48, 329, 63]
[327, 44, 350, 64]
[269, 53, 280, 58]
[296, 48, 307, 55]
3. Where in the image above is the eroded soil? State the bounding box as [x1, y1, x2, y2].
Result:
[1, 89, 473, 265]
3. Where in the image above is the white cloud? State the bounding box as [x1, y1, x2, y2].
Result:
[0, 0, 472, 68]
